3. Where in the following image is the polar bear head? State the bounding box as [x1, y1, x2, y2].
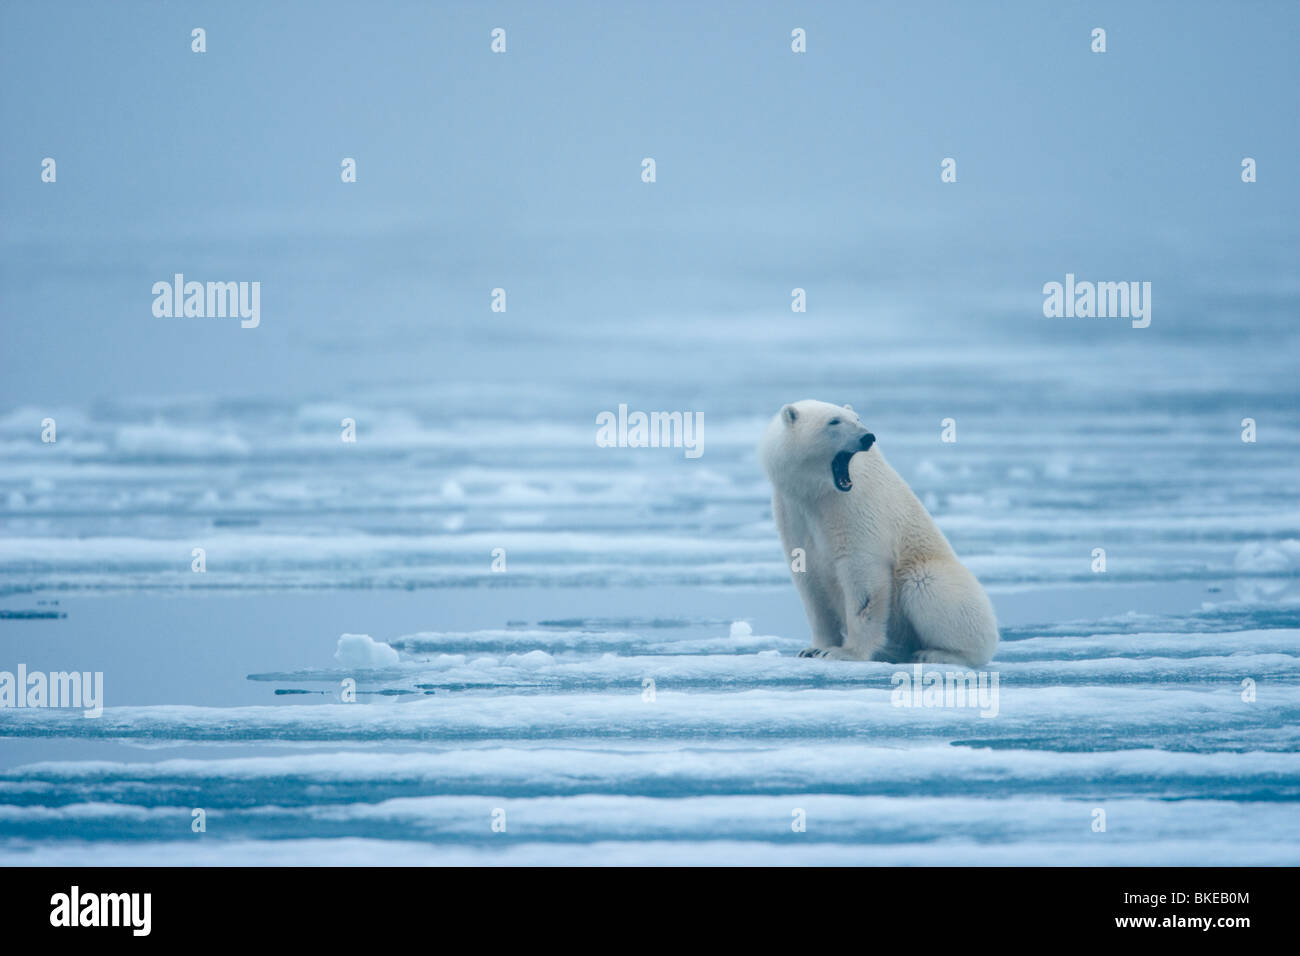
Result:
[759, 400, 876, 495]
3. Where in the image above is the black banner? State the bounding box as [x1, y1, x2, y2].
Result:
[0, 866, 1283, 941]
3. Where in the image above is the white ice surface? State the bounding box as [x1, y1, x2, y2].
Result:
[3, 346, 1298, 865]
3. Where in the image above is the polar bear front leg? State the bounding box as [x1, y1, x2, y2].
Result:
[815, 567, 891, 661]
[825, 583, 889, 660]
[773, 496, 846, 657]
[794, 573, 846, 657]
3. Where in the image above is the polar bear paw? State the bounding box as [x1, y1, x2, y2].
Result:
[798, 646, 831, 658]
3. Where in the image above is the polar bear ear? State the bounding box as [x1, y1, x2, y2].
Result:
[843, 404, 854, 413]
[781, 404, 798, 425]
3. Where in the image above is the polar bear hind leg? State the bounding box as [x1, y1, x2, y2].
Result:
[896, 559, 998, 668]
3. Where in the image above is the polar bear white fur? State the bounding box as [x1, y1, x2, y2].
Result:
[759, 399, 998, 666]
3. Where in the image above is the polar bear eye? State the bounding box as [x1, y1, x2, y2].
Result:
[828, 418, 841, 426]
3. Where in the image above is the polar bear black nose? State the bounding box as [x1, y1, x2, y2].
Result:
[859, 433, 876, 451]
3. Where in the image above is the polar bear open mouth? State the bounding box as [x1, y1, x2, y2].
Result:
[831, 434, 875, 491]
[831, 451, 855, 491]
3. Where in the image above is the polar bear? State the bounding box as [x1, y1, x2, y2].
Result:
[759, 399, 998, 666]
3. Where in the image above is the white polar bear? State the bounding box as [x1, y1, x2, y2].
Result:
[759, 399, 998, 666]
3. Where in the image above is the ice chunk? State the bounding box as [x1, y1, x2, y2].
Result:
[1234, 540, 1300, 574]
[334, 633, 399, 668]
[504, 650, 554, 670]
